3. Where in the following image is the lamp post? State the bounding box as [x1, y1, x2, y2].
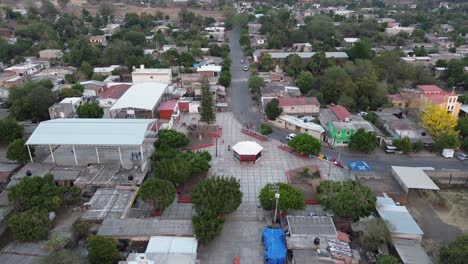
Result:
[273, 192, 280, 224]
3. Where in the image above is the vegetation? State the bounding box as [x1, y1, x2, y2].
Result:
[76, 103, 104, 118]
[349, 129, 377, 153]
[421, 105, 458, 140]
[0, 119, 24, 144]
[6, 138, 31, 163]
[87, 236, 121, 264]
[8, 81, 56, 122]
[43, 233, 68, 254]
[376, 255, 399, 264]
[199, 78, 216, 125]
[360, 218, 392, 251]
[393, 137, 412, 154]
[295, 71, 314, 94]
[139, 178, 176, 213]
[154, 155, 192, 186]
[219, 70, 232, 88]
[36, 249, 87, 264]
[259, 183, 305, 211]
[439, 234, 468, 264]
[264, 98, 283, 120]
[8, 209, 50, 241]
[155, 129, 189, 148]
[192, 213, 224, 243]
[72, 219, 90, 241]
[288, 133, 321, 156]
[248, 76, 265, 94]
[58, 88, 82, 100]
[316, 180, 376, 220]
[259, 123, 273, 136]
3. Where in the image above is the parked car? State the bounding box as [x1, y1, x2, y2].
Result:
[241, 59, 244, 64]
[457, 153, 468, 161]
[442, 148, 455, 158]
[385, 145, 397, 154]
[286, 133, 297, 141]
[243, 65, 249, 71]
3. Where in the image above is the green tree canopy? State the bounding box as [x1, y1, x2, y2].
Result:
[7, 138, 31, 164]
[376, 255, 399, 264]
[154, 156, 192, 186]
[349, 128, 377, 153]
[295, 71, 314, 94]
[393, 137, 412, 154]
[58, 88, 82, 100]
[8, 208, 50, 241]
[259, 183, 305, 211]
[348, 41, 374, 60]
[9, 81, 56, 122]
[259, 123, 273, 135]
[316, 180, 376, 219]
[192, 213, 224, 243]
[0, 119, 24, 144]
[457, 117, 468, 138]
[139, 178, 176, 212]
[248, 76, 265, 94]
[199, 78, 216, 124]
[265, 98, 283, 120]
[439, 234, 468, 264]
[179, 151, 212, 175]
[76, 103, 104, 118]
[191, 176, 242, 216]
[219, 70, 231, 87]
[87, 236, 121, 264]
[285, 54, 304, 77]
[288, 133, 321, 156]
[155, 129, 189, 148]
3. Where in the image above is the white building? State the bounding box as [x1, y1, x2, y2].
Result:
[60, 97, 83, 113]
[131, 65, 172, 84]
[4, 63, 44, 75]
[93, 65, 120, 76]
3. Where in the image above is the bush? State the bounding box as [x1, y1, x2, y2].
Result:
[139, 178, 176, 212]
[6, 138, 31, 163]
[8, 209, 50, 241]
[439, 234, 468, 264]
[259, 183, 305, 211]
[155, 129, 189, 148]
[376, 255, 399, 264]
[393, 137, 411, 153]
[349, 128, 377, 153]
[259, 123, 273, 135]
[0, 119, 24, 144]
[288, 133, 321, 156]
[76, 103, 104, 118]
[43, 233, 68, 253]
[192, 213, 224, 243]
[72, 219, 90, 241]
[413, 140, 424, 152]
[87, 236, 121, 264]
[360, 218, 391, 250]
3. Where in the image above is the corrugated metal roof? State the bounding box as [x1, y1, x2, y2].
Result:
[392, 166, 440, 191]
[376, 196, 424, 236]
[110, 82, 167, 111]
[392, 238, 432, 264]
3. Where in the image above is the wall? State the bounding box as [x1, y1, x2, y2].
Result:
[282, 104, 319, 115]
[132, 73, 171, 84]
[425, 170, 468, 186]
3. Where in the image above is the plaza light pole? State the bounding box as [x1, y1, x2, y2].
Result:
[273, 193, 280, 224]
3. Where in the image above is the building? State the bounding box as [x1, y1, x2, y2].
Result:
[376, 194, 425, 241]
[343, 38, 360, 46]
[391, 166, 440, 194]
[80, 80, 105, 97]
[292, 43, 312, 52]
[456, 45, 468, 57]
[93, 65, 120, 76]
[38, 49, 63, 59]
[259, 51, 349, 63]
[0, 73, 26, 98]
[277, 97, 320, 115]
[82, 188, 137, 221]
[400, 56, 432, 67]
[385, 26, 415, 36]
[132, 65, 172, 84]
[31, 67, 76, 82]
[417, 85, 461, 117]
[60, 97, 83, 112]
[392, 238, 432, 264]
[327, 120, 375, 146]
[196, 65, 222, 78]
[89, 35, 107, 46]
[48, 102, 75, 119]
[269, 115, 325, 140]
[157, 101, 179, 120]
[4, 62, 44, 75]
[232, 141, 263, 163]
[98, 83, 132, 108]
[319, 104, 351, 128]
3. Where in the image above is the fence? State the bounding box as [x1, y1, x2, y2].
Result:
[425, 170, 468, 186]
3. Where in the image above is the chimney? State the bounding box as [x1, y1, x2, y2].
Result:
[140, 64, 145, 69]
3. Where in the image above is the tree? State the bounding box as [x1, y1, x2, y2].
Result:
[349, 128, 377, 153]
[259, 123, 273, 135]
[457, 117, 468, 138]
[72, 219, 90, 241]
[264, 98, 283, 120]
[248, 76, 265, 94]
[8, 209, 50, 241]
[288, 133, 321, 156]
[439, 234, 468, 264]
[57, 0, 70, 9]
[58, 88, 82, 100]
[376, 255, 399, 264]
[9, 82, 56, 122]
[316, 180, 376, 219]
[192, 213, 224, 243]
[285, 54, 304, 77]
[179, 151, 212, 175]
[348, 41, 374, 60]
[295, 71, 314, 94]
[43, 233, 68, 254]
[7, 139, 31, 164]
[199, 78, 216, 125]
[0, 119, 24, 144]
[259, 183, 305, 211]
[139, 178, 176, 212]
[87, 236, 121, 264]
[219, 70, 231, 87]
[71, 83, 85, 93]
[8, 174, 62, 212]
[79, 61, 93, 79]
[421, 105, 458, 140]
[433, 134, 460, 151]
[76, 103, 104, 118]
[320, 67, 354, 104]
[37, 250, 87, 264]
[393, 137, 412, 153]
[414, 140, 425, 152]
[154, 156, 192, 186]
[191, 177, 242, 216]
[155, 129, 189, 148]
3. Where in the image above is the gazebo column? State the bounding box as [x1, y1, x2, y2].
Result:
[72, 145, 78, 166]
[49, 145, 55, 163]
[95, 147, 100, 163]
[27, 145, 34, 163]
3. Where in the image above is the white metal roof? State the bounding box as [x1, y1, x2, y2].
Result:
[279, 115, 325, 133]
[146, 236, 197, 254]
[110, 82, 167, 111]
[232, 141, 263, 155]
[392, 239, 432, 264]
[132, 68, 171, 75]
[391, 166, 440, 191]
[26, 119, 155, 146]
[196, 65, 222, 72]
[376, 196, 424, 236]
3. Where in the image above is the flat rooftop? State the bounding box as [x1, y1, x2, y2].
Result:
[82, 188, 137, 221]
[98, 218, 193, 239]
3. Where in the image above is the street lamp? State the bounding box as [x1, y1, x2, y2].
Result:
[273, 192, 280, 224]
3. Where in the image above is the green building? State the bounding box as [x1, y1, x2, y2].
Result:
[327, 121, 374, 147]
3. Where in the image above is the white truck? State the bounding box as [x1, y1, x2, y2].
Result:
[442, 149, 455, 158]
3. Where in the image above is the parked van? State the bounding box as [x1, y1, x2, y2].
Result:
[385, 145, 397, 154]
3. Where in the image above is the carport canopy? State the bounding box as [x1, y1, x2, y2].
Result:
[391, 166, 440, 193]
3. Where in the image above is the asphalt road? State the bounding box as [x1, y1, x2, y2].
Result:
[226, 28, 468, 172]
[227, 26, 262, 127]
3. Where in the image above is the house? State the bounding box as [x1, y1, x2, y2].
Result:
[400, 56, 432, 67]
[385, 26, 415, 36]
[0, 28, 14, 38]
[132, 65, 172, 84]
[0, 73, 26, 98]
[441, 24, 454, 33]
[4, 62, 44, 76]
[89, 35, 107, 46]
[93, 65, 120, 76]
[39, 49, 63, 59]
[319, 104, 351, 128]
[60, 97, 83, 112]
[327, 119, 375, 146]
[343, 38, 360, 46]
[277, 97, 320, 115]
[196, 65, 222, 78]
[48, 102, 75, 119]
[98, 83, 132, 108]
[292, 43, 312, 52]
[100, 23, 120, 35]
[270, 115, 325, 140]
[80, 80, 105, 97]
[456, 45, 468, 57]
[162, 44, 176, 52]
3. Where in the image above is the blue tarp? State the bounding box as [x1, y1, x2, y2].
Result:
[348, 160, 371, 171]
[262, 227, 287, 264]
[192, 63, 200, 67]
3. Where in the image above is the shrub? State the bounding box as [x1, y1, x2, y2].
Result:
[288, 133, 321, 156]
[259, 123, 273, 135]
[72, 219, 90, 241]
[87, 236, 121, 264]
[8, 209, 50, 241]
[259, 183, 305, 211]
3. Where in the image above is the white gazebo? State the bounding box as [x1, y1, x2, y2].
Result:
[232, 141, 263, 163]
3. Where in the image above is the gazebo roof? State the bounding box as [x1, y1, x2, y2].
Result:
[232, 141, 263, 155]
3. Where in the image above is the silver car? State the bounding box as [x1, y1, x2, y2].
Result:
[457, 153, 468, 161]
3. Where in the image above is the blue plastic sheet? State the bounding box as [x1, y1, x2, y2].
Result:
[262, 227, 287, 264]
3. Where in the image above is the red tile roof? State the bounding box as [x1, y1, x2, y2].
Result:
[99, 84, 131, 99]
[278, 97, 319, 107]
[157, 101, 178, 111]
[423, 93, 450, 105]
[417, 85, 443, 93]
[330, 105, 351, 121]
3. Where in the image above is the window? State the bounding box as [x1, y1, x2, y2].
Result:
[150, 76, 154, 79]
[336, 130, 341, 135]
[305, 129, 308, 132]
[346, 131, 351, 136]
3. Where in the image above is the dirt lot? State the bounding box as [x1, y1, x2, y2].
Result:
[287, 166, 321, 200]
[433, 189, 468, 232]
[3, 0, 224, 20]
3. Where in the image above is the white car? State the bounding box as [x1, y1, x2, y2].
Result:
[243, 65, 249, 71]
[286, 133, 297, 141]
[457, 153, 468, 161]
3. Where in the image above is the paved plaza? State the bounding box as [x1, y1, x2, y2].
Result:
[172, 112, 350, 220]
